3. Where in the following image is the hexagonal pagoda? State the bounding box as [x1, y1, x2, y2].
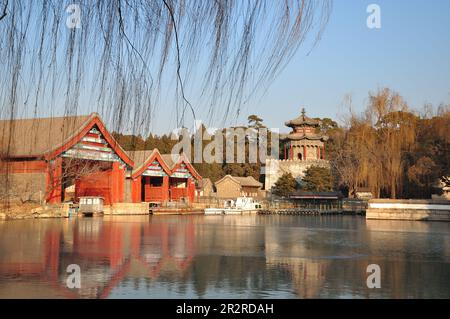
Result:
[283, 108, 328, 161]
[265, 108, 330, 191]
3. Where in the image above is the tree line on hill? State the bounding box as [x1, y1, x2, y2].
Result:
[113, 87, 449, 199]
[112, 114, 272, 184]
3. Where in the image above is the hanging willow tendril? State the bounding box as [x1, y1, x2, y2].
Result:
[0, 0, 331, 134]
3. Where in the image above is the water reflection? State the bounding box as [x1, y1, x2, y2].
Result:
[0, 215, 449, 298]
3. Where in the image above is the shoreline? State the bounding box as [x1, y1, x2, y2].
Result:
[0, 203, 69, 221]
[2, 198, 450, 222]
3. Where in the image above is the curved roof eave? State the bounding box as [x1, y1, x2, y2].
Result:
[131, 149, 172, 179]
[171, 153, 202, 181]
[44, 113, 135, 167]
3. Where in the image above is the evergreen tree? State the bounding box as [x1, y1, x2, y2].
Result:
[272, 173, 297, 197]
[302, 166, 333, 192]
[247, 115, 266, 128]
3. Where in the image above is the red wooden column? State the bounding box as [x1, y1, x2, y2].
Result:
[110, 162, 121, 204]
[46, 157, 63, 203]
[109, 163, 116, 204]
[110, 163, 126, 203]
[187, 178, 195, 203]
[289, 144, 293, 159]
[131, 177, 142, 202]
[118, 165, 125, 202]
[162, 175, 169, 202]
[303, 145, 307, 161]
[316, 146, 320, 159]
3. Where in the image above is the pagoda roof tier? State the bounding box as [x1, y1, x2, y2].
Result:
[281, 132, 329, 141]
[285, 108, 321, 128]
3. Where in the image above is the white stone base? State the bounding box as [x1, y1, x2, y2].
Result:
[366, 199, 450, 222]
[264, 158, 330, 191]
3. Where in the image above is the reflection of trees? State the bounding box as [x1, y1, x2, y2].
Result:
[364, 219, 450, 299]
[264, 226, 330, 298]
[190, 232, 281, 297]
[1, 216, 449, 298]
[189, 216, 283, 298]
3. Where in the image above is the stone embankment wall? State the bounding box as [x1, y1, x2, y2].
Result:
[1, 202, 151, 220]
[366, 199, 450, 222]
[103, 203, 150, 215]
[264, 158, 329, 191]
[0, 203, 71, 220]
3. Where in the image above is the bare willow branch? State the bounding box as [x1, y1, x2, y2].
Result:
[161, 0, 196, 126]
[0, 0, 7, 21]
[0, 0, 332, 134]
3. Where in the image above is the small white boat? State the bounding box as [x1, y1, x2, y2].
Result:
[204, 197, 262, 215]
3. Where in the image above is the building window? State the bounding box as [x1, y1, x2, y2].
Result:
[150, 177, 163, 187]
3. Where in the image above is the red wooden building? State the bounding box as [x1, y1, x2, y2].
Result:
[128, 150, 201, 204]
[162, 153, 201, 203]
[0, 113, 134, 204]
[128, 150, 172, 203]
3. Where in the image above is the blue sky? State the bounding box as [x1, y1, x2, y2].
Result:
[4, 1, 449, 135]
[153, 0, 450, 134]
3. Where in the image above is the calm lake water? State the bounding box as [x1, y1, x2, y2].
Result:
[0, 215, 449, 299]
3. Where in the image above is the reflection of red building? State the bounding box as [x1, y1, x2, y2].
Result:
[0, 224, 80, 298]
[73, 220, 126, 269]
[128, 150, 201, 204]
[0, 229, 60, 277]
[0, 113, 134, 204]
[0, 217, 196, 298]
[74, 218, 196, 298]
[138, 221, 196, 274]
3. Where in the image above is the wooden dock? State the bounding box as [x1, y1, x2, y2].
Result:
[258, 208, 343, 216]
[151, 208, 204, 215]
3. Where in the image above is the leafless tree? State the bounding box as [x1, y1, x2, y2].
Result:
[47, 157, 106, 203]
[332, 88, 421, 199]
